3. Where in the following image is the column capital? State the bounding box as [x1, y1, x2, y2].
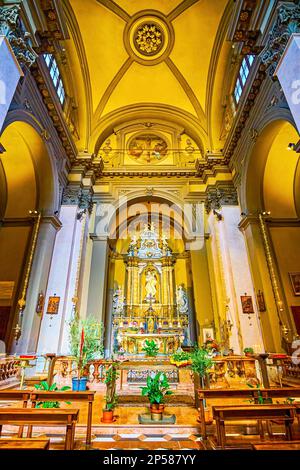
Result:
[238, 215, 259, 231]
[41, 215, 62, 231]
[62, 185, 93, 214]
[205, 184, 239, 214]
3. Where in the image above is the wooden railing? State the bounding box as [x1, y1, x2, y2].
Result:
[0, 356, 20, 388]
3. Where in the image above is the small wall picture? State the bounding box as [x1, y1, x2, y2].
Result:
[289, 273, 300, 296]
[257, 290, 266, 312]
[202, 328, 214, 343]
[241, 295, 254, 314]
[36, 293, 45, 314]
[46, 295, 60, 315]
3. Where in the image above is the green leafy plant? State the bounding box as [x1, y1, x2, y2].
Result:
[142, 339, 159, 357]
[34, 381, 71, 409]
[104, 364, 119, 411]
[141, 372, 173, 405]
[190, 346, 213, 388]
[69, 316, 104, 378]
[244, 347, 254, 355]
[247, 383, 273, 404]
[171, 351, 191, 362]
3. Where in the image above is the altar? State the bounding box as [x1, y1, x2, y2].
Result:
[111, 224, 192, 358]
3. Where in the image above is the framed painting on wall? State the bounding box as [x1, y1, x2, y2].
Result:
[257, 290, 266, 312]
[202, 328, 214, 343]
[241, 295, 254, 314]
[46, 295, 60, 315]
[289, 273, 300, 296]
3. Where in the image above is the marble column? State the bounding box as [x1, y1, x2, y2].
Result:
[13, 216, 61, 354]
[86, 235, 109, 323]
[239, 216, 285, 351]
[37, 204, 85, 355]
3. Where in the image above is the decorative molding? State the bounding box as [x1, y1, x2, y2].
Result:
[96, 0, 130, 23]
[167, 0, 200, 22]
[205, 184, 239, 213]
[0, 5, 37, 67]
[62, 186, 82, 205]
[261, 4, 300, 76]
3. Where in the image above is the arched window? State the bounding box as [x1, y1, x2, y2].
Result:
[234, 54, 255, 104]
[43, 54, 66, 106]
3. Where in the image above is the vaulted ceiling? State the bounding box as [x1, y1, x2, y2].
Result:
[63, 0, 233, 155]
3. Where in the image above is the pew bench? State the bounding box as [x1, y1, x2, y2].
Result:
[0, 408, 79, 450]
[252, 440, 300, 451]
[0, 438, 50, 450]
[0, 390, 31, 438]
[30, 391, 95, 445]
[212, 405, 295, 449]
[198, 387, 300, 439]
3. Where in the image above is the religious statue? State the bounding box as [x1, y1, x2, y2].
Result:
[128, 234, 138, 256]
[176, 285, 189, 314]
[145, 270, 157, 301]
[112, 286, 125, 315]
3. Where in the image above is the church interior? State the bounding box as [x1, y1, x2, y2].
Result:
[0, 0, 300, 453]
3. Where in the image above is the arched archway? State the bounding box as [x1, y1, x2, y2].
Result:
[241, 118, 300, 349]
[0, 120, 57, 346]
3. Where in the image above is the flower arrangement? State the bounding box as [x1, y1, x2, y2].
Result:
[170, 350, 192, 367]
[142, 339, 159, 357]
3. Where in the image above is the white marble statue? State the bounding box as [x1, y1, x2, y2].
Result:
[113, 286, 125, 315]
[145, 270, 157, 300]
[176, 285, 189, 314]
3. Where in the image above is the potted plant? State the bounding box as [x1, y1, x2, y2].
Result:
[34, 381, 71, 408]
[69, 316, 104, 391]
[190, 345, 213, 423]
[170, 350, 192, 367]
[102, 363, 119, 423]
[244, 347, 254, 357]
[142, 339, 159, 357]
[141, 372, 173, 421]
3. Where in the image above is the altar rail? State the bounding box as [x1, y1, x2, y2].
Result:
[0, 356, 20, 389]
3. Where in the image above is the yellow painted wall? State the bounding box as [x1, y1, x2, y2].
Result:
[269, 227, 300, 329]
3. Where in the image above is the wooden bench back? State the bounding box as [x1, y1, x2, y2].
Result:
[0, 391, 30, 401]
[0, 408, 79, 425]
[30, 391, 95, 402]
[213, 404, 295, 421]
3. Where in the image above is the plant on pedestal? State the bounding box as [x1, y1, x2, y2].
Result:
[244, 347, 254, 357]
[142, 339, 159, 357]
[69, 316, 104, 391]
[102, 363, 119, 423]
[190, 345, 213, 424]
[141, 372, 173, 421]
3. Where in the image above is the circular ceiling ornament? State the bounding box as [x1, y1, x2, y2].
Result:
[124, 11, 174, 65]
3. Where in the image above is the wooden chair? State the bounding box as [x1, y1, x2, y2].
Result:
[0, 408, 79, 450]
[212, 405, 294, 448]
[30, 391, 95, 445]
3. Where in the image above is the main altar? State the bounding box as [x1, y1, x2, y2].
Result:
[111, 224, 191, 358]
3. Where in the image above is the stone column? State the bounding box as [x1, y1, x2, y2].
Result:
[206, 186, 264, 354]
[13, 216, 61, 354]
[239, 216, 286, 351]
[86, 235, 109, 323]
[37, 186, 92, 355]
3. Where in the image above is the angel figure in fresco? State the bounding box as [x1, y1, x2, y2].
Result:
[145, 270, 157, 300]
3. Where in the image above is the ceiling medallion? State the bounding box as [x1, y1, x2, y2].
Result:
[134, 23, 164, 56]
[124, 12, 174, 65]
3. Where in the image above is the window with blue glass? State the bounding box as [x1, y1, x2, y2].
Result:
[234, 55, 255, 104]
[43, 54, 66, 106]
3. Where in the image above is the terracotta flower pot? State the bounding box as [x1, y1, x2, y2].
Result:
[150, 404, 164, 421]
[102, 409, 114, 423]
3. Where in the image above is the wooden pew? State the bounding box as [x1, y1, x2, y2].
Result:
[198, 389, 261, 439]
[252, 440, 300, 451]
[0, 439, 50, 450]
[0, 390, 31, 438]
[30, 391, 95, 446]
[198, 387, 300, 439]
[212, 405, 294, 449]
[0, 408, 79, 450]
